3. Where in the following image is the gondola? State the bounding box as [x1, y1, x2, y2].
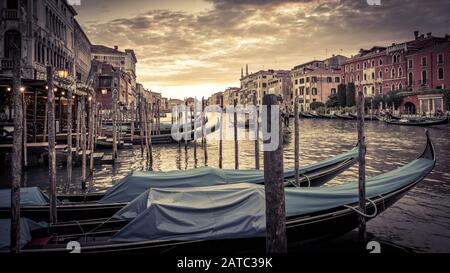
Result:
[385, 117, 448, 126]
[317, 113, 337, 119]
[334, 113, 356, 120]
[0, 146, 359, 222]
[300, 112, 315, 118]
[348, 113, 377, 121]
[1, 131, 435, 253]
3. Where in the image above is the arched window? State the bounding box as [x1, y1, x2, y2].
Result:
[391, 68, 396, 78]
[331, 88, 337, 95]
[392, 55, 397, 64]
[438, 68, 444, 80]
[357, 74, 360, 82]
[398, 84, 403, 91]
[422, 70, 427, 84]
[378, 85, 383, 94]
[408, 72, 413, 86]
[371, 86, 375, 95]
[391, 84, 395, 91]
[4, 29, 22, 59]
[379, 59, 383, 66]
[364, 86, 367, 95]
[398, 67, 403, 77]
[371, 72, 375, 80]
[364, 74, 367, 81]
[371, 60, 375, 67]
[379, 70, 383, 78]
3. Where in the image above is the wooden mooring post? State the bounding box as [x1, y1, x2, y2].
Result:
[234, 99, 239, 170]
[254, 93, 260, 170]
[263, 94, 287, 254]
[66, 87, 73, 192]
[130, 102, 135, 143]
[47, 66, 57, 224]
[357, 87, 367, 246]
[80, 96, 87, 190]
[10, 47, 23, 253]
[139, 94, 144, 156]
[193, 100, 198, 166]
[218, 97, 223, 169]
[22, 91, 27, 169]
[202, 97, 208, 166]
[294, 96, 300, 185]
[184, 100, 188, 151]
[89, 95, 95, 176]
[75, 97, 81, 162]
[112, 89, 118, 161]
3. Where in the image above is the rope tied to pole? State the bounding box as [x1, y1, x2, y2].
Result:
[344, 197, 380, 219]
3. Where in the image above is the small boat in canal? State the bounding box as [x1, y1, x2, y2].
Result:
[0, 146, 359, 222]
[300, 112, 315, 118]
[317, 113, 337, 119]
[0, 131, 435, 253]
[348, 113, 377, 121]
[385, 117, 448, 127]
[334, 113, 356, 120]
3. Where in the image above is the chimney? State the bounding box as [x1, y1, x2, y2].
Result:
[246, 64, 249, 76]
[114, 45, 118, 50]
[427, 32, 432, 37]
[241, 67, 244, 78]
[414, 30, 419, 39]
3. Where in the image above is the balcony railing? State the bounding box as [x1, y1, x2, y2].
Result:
[3, 9, 19, 20]
[1, 59, 13, 70]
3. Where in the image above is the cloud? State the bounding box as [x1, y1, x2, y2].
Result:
[78, 0, 450, 98]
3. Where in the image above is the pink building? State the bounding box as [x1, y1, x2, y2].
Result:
[342, 31, 450, 114]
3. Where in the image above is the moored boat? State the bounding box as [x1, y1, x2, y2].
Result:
[385, 117, 448, 127]
[2, 131, 435, 253]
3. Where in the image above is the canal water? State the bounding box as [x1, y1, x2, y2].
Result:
[1, 116, 449, 252]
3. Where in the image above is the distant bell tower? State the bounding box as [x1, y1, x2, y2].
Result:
[246, 64, 249, 76]
[241, 67, 244, 78]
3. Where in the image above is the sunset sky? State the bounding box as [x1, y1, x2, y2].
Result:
[74, 0, 450, 99]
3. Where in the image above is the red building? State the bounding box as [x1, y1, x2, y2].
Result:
[342, 31, 450, 114]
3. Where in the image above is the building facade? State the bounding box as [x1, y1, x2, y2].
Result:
[73, 19, 91, 84]
[0, 0, 77, 81]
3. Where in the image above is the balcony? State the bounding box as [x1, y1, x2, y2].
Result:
[1, 59, 13, 70]
[2, 9, 19, 20]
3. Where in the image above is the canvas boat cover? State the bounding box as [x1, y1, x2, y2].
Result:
[111, 156, 434, 243]
[0, 187, 49, 208]
[0, 218, 48, 249]
[100, 146, 357, 203]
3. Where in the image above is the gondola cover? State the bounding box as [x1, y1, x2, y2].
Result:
[0, 187, 49, 207]
[99, 146, 358, 203]
[111, 151, 434, 243]
[0, 218, 47, 249]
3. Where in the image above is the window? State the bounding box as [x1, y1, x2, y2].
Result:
[408, 59, 413, 69]
[422, 70, 427, 84]
[408, 72, 413, 86]
[357, 64, 360, 70]
[364, 86, 367, 95]
[306, 77, 310, 83]
[364, 74, 367, 81]
[331, 88, 337, 95]
[422, 57, 427, 66]
[300, 78, 305, 84]
[392, 55, 397, 64]
[371, 86, 375, 95]
[306, 88, 310, 95]
[371, 60, 375, 67]
[300, 87, 304, 95]
[7, 0, 19, 9]
[312, 88, 318, 96]
[391, 84, 395, 91]
[327, 77, 332, 83]
[295, 79, 298, 85]
[437, 53, 444, 64]
[335, 77, 340, 83]
[398, 67, 403, 77]
[398, 84, 403, 91]
[357, 74, 360, 82]
[363, 62, 367, 69]
[379, 59, 383, 66]
[4, 30, 21, 59]
[438, 68, 444, 80]
[378, 85, 383, 94]
[391, 68, 396, 78]
[371, 72, 375, 80]
[378, 70, 383, 78]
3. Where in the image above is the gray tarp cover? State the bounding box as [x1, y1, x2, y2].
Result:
[0, 218, 48, 249]
[0, 187, 49, 207]
[111, 156, 434, 242]
[100, 146, 357, 203]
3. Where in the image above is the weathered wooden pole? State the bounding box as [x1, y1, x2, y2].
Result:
[66, 86, 73, 192]
[130, 102, 135, 143]
[254, 93, 260, 170]
[139, 95, 144, 156]
[112, 89, 118, 161]
[263, 94, 287, 254]
[81, 96, 87, 190]
[33, 90, 37, 142]
[147, 102, 153, 169]
[75, 97, 81, 161]
[47, 66, 57, 224]
[157, 101, 161, 135]
[218, 97, 223, 169]
[10, 47, 23, 253]
[22, 92, 27, 169]
[234, 99, 239, 170]
[202, 97, 208, 166]
[294, 96, 300, 185]
[43, 101, 47, 142]
[193, 101, 198, 166]
[89, 95, 95, 176]
[357, 87, 367, 246]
